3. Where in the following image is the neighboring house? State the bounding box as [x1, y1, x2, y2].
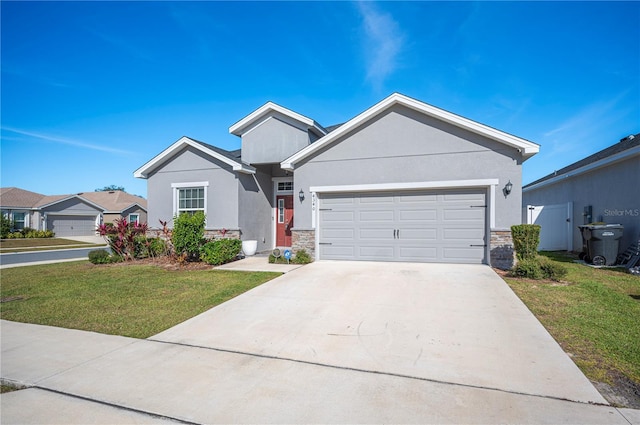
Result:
[523, 133, 639, 254]
[0, 187, 147, 237]
[135, 93, 539, 268]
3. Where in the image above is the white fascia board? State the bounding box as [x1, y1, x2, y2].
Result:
[134, 137, 254, 178]
[282, 93, 539, 170]
[229, 102, 326, 137]
[523, 145, 640, 193]
[310, 179, 499, 194]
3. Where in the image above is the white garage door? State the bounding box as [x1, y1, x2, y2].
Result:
[318, 189, 486, 263]
[47, 215, 97, 237]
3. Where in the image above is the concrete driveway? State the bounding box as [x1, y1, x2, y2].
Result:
[153, 261, 605, 404]
[5, 260, 628, 424]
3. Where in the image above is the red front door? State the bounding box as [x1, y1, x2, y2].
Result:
[276, 195, 293, 247]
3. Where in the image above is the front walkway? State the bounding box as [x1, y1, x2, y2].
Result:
[215, 254, 304, 273]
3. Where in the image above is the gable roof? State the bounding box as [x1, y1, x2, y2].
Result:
[134, 136, 255, 179]
[35, 194, 106, 211]
[524, 133, 640, 191]
[281, 93, 540, 170]
[77, 190, 147, 213]
[0, 187, 46, 208]
[229, 101, 327, 138]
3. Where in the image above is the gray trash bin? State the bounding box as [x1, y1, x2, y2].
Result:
[581, 224, 624, 266]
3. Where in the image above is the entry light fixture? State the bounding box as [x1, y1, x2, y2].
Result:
[504, 180, 513, 196]
[299, 189, 305, 202]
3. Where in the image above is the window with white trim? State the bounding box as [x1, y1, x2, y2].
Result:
[129, 213, 140, 224]
[277, 181, 293, 192]
[178, 187, 205, 215]
[12, 212, 26, 230]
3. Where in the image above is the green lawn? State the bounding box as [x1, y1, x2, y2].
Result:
[0, 238, 105, 253]
[505, 252, 640, 386]
[0, 261, 280, 338]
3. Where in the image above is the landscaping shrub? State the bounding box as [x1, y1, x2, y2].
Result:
[511, 224, 541, 260]
[88, 249, 114, 264]
[511, 255, 568, 281]
[200, 238, 242, 265]
[172, 212, 205, 261]
[294, 249, 312, 264]
[539, 257, 568, 281]
[97, 218, 148, 261]
[512, 258, 544, 279]
[1, 215, 12, 238]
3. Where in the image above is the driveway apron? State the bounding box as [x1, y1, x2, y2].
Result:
[151, 261, 606, 405]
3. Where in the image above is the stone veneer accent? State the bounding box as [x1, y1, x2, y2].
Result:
[204, 229, 241, 240]
[291, 228, 315, 260]
[490, 229, 515, 270]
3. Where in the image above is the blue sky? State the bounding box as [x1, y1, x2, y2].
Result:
[1, 1, 638, 198]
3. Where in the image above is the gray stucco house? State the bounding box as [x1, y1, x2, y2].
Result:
[0, 187, 147, 237]
[135, 93, 539, 267]
[523, 133, 639, 254]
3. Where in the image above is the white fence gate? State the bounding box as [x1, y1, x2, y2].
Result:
[525, 203, 573, 251]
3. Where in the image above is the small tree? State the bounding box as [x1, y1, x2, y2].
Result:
[172, 212, 206, 261]
[511, 224, 541, 261]
[96, 185, 126, 192]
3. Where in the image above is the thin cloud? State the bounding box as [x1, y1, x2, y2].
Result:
[1, 126, 133, 155]
[356, 1, 404, 91]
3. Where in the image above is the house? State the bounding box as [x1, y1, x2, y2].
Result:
[0, 187, 147, 237]
[135, 93, 539, 268]
[523, 133, 639, 254]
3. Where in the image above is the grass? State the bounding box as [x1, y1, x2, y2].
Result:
[0, 261, 280, 338]
[505, 251, 640, 386]
[0, 238, 105, 253]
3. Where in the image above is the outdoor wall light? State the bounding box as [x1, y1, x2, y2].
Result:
[299, 189, 305, 202]
[504, 180, 513, 196]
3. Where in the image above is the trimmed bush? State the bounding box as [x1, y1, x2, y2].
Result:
[539, 257, 568, 281]
[511, 255, 568, 281]
[172, 212, 206, 261]
[511, 224, 541, 260]
[200, 238, 242, 265]
[294, 249, 312, 264]
[88, 249, 114, 264]
[512, 258, 544, 279]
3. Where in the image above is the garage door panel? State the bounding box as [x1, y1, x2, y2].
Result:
[320, 245, 355, 259]
[320, 211, 354, 222]
[443, 208, 485, 221]
[397, 228, 437, 240]
[360, 228, 395, 239]
[397, 193, 437, 203]
[360, 210, 394, 221]
[318, 189, 486, 264]
[399, 246, 437, 261]
[443, 228, 485, 240]
[359, 246, 395, 259]
[322, 228, 355, 239]
[398, 209, 437, 221]
[442, 192, 484, 202]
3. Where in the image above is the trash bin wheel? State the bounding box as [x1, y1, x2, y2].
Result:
[578, 252, 586, 260]
[592, 255, 606, 266]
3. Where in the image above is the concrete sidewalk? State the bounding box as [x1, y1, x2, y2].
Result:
[1, 320, 639, 424]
